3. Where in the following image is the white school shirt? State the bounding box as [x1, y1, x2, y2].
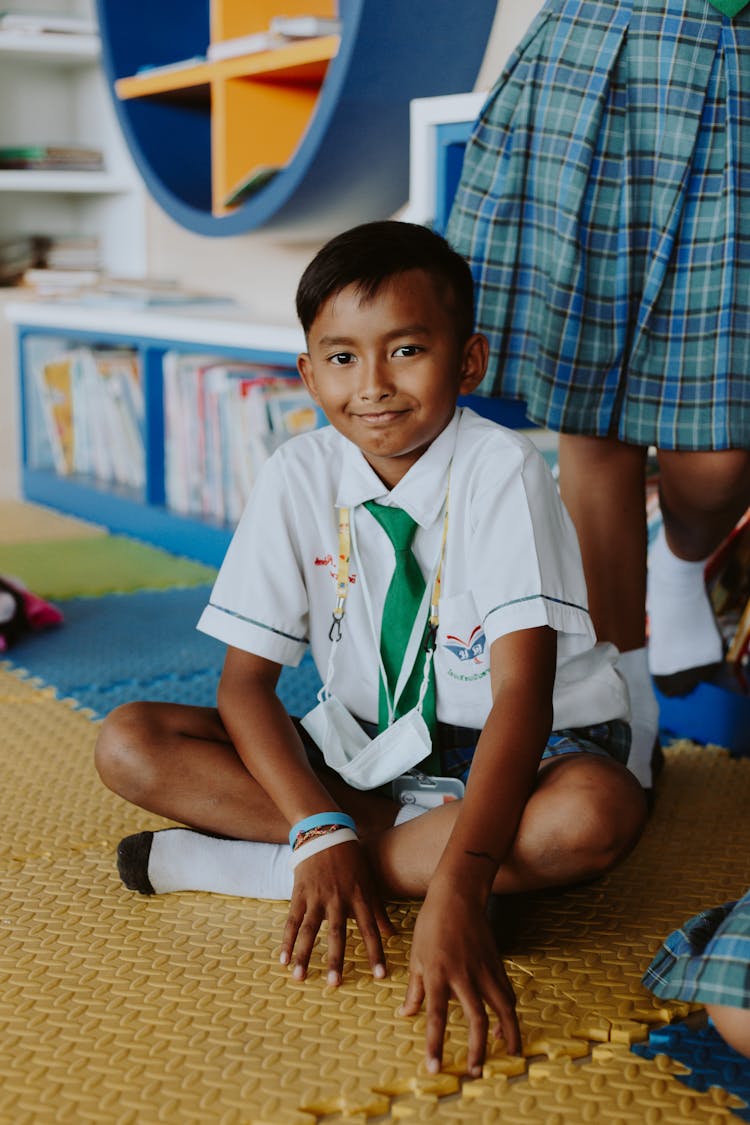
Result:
[197, 408, 629, 731]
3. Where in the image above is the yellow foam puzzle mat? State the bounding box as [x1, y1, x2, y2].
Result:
[0, 535, 217, 599]
[1, 655, 748, 1124]
[0, 499, 106, 544]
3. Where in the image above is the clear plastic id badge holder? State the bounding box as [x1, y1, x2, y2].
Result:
[392, 769, 465, 807]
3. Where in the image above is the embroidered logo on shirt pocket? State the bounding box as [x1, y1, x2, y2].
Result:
[436, 593, 490, 684]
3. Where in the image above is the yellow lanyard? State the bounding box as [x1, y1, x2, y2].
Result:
[329, 490, 450, 645]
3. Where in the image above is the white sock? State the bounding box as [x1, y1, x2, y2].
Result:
[148, 829, 294, 899]
[647, 527, 722, 676]
[617, 647, 660, 789]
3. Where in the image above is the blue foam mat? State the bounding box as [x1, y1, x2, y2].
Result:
[633, 1021, 750, 1118]
[4, 586, 322, 718]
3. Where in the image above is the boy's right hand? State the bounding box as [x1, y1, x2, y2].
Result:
[280, 840, 394, 985]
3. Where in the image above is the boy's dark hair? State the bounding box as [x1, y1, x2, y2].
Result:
[296, 220, 475, 343]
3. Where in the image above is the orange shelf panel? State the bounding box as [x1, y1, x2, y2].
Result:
[212, 77, 321, 216]
[116, 37, 338, 101]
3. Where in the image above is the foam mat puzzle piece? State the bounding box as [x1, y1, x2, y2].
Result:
[0, 499, 106, 543]
[391, 1048, 746, 1123]
[0, 666, 174, 865]
[0, 535, 217, 599]
[633, 1021, 750, 1120]
[0, 853, 396, 1124]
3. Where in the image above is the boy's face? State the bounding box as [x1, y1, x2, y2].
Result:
[297, 269, 487, 488]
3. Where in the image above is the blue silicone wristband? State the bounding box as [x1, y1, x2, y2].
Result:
[289, 812, 357, 849]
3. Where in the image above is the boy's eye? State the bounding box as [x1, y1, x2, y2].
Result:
[393, 345, 423, 357]
[329, 352, 355, 365]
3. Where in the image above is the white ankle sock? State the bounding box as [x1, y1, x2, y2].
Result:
[647, 527, 722, 676]
[617, 647, 660, 789]
[148, 829, 294, 899]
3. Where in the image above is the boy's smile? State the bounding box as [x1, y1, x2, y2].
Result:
[297, 269, 487, 488]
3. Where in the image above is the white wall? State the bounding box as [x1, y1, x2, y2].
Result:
[0, 0, 543, 499]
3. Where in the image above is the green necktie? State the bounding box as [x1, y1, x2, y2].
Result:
[364, 501, 440, 774]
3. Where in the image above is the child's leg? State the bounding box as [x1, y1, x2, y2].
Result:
[648, 448, 750, 692]
[557, 434, 659, 788]
[96, 699, 399, 897]
[369, 753, 647, 899]
[705, 1005, 750, 1059]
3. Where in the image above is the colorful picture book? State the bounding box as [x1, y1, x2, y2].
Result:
[162, 351, 326, 525]
[30, 346, 144, 488]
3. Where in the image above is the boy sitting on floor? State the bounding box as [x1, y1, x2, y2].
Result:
[95, 221, 647, 1076]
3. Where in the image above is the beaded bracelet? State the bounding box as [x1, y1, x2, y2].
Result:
[288, 811, 356, 850]
[288, 827, 359, 871]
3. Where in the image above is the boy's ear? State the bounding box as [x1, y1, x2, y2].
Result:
[297, 352, 321, 403]
[458, 332, 489, 396]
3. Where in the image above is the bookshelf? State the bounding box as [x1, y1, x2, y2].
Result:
[0, 1, 146, 278]
[95, 0, 498, 236]
[7, 301, 305, 564]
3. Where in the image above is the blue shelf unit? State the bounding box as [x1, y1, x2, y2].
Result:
[17, 323, 301, 567]
[96, 0, 498, 237]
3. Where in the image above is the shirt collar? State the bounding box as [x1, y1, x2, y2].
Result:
[335, 409, 461, 527]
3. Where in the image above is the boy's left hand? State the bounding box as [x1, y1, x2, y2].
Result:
[399, 884, 520, 1076]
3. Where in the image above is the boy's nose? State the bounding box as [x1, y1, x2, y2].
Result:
[357, 357, 393, 399]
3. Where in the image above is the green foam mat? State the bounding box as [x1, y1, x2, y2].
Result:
[0, 535, 217, 599]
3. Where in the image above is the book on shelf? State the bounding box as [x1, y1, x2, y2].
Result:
[0, 234, 47, 285]
[0, 11, 96, 35]
[207, 16, 341, 62]
[30, 345, 144, 488]
[207, 31, 284, 62]
[135, 55, 206, 78]
[0, 143, 104, 171]
[22, 267, 101, 296]
[223, 164, 279, 208]
[268, 16, 341, 37]
[163, 352, 326, 525]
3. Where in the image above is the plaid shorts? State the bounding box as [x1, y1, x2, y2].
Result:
[447, 0, 750, 450]
[439, 719, 631, 786]
[643, 888, 750, 1009]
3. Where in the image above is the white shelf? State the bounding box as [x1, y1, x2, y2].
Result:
[5, 300, 305, 354]
[0, 170, 133, 194]
[0, 30, 99, 63]
[0, 1, 146, 278]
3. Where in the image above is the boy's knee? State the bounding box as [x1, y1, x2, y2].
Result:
[94, 701, 161, 801]
[544, 762, 647, 877]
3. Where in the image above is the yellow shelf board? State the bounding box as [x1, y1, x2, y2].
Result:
[116, 36, 339, 100]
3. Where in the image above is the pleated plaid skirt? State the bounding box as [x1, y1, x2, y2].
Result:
[447, 0, 750, 450]
[643, 889, 750, 1008]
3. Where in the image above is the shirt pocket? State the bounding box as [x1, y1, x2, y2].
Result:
[433, 591, 492, 727]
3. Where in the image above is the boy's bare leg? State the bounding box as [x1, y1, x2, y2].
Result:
[98, 702, 645, 902]
[370, 753, 647, 898]
[95, 699, 398, 844]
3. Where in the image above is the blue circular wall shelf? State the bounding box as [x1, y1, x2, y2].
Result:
[96, 0, 496, 237]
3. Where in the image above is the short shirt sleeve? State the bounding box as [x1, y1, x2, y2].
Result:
[196, 452, 310, 666]
[468, 439, 594, 647]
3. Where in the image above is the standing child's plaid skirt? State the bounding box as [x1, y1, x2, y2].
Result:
[447, 0, 750, 450]
[643, 888, 750, 1008]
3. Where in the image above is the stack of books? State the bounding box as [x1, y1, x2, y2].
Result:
[0, 234, 46, 285]
[0, 143, 104, 171]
